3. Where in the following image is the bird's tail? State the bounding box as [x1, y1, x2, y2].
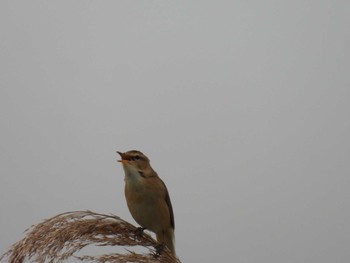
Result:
[157, 228, 176, 256]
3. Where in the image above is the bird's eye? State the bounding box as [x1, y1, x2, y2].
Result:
[133, 155, 141, 161]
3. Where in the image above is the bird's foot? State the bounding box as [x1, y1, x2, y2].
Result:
[154, 243, 165, 257]
[133, 227, 146, 240]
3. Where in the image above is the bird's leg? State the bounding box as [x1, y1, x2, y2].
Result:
[133, 227, 146, 240]
[154, 243, 166, 257]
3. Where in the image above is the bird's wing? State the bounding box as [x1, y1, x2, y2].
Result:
[162, 180, 175, 230]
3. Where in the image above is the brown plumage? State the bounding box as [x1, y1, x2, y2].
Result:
[117, 150, 175, 255]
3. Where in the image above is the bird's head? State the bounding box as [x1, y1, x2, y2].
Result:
[117, 150, 151, 173]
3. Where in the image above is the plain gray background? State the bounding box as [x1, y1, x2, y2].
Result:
[1, 1, 349, 262]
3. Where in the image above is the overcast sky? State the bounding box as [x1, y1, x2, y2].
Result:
[1, 1, 349, 262]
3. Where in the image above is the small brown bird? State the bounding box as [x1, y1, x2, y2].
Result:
[117, 150, 176, 255]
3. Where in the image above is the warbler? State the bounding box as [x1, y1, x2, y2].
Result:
[117, 150, 175, 255]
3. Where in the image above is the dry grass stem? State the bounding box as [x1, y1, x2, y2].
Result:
[0, 210, 180, 263]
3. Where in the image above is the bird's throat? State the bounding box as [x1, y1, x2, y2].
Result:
[123, 166, 144, 187]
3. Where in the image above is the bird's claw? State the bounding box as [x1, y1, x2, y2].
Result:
[133, 227, 146, 240]
[154, 243, 165, 257]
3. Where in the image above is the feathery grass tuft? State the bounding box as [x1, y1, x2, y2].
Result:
[0, 210, 180, 263]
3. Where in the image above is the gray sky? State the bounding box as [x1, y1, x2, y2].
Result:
[1, 1, 349, 262]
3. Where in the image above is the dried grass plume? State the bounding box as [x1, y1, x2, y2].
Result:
[0, 210, 181, 263]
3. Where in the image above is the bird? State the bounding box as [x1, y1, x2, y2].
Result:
[117, 150, 176, 255]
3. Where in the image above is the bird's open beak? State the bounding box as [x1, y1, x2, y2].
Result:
[117, 151, 128, 163]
